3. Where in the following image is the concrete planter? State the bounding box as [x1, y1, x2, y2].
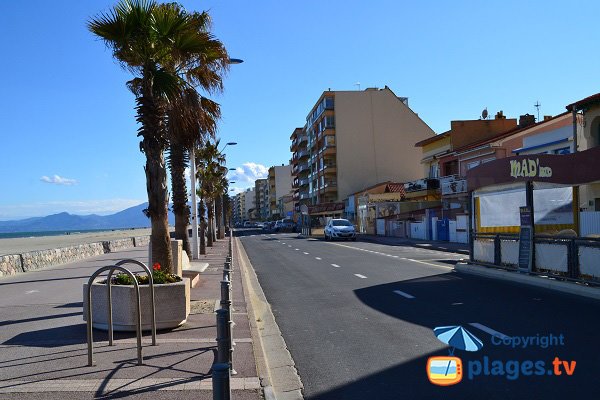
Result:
[83, 278, 190, 331]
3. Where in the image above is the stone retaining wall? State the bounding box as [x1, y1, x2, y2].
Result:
[0, 235, 151, 276]
[133, 236, 150, 247]
[0, 254, 23, 277]
[104, 238, 135, 253]
[21, 243, 106, 272]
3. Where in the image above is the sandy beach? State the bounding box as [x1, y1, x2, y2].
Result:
[0, 228, 152, 255]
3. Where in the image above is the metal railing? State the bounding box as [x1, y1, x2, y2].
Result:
[470, 232, 600, 284]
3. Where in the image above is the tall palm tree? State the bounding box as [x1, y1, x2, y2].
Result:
[89, 0, 228, 272]
[167, 90, 221, 258]
[195, 140, 225, 247]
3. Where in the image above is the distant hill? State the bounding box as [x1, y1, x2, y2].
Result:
[0, 203, 175, 233]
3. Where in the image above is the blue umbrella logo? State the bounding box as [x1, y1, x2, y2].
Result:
[433, 325, 483, 355]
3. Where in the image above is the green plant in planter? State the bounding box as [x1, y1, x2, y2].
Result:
[110, 263, 182, 285]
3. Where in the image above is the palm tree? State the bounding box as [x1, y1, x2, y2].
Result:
[89, 0, 228, 272]
[167, 90, 221, 258]
[195, 140, 226, 248]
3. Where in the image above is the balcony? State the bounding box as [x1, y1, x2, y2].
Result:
[298, 178, 309, 187]
[297, 148, 309, 159]
[439, 174, 467, 195]
[295, 163, 309, 174]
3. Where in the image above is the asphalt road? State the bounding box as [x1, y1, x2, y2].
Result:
[239, 230, 600, 400]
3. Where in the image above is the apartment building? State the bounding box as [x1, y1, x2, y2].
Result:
[232, 191, 245, 224]
[290, 127, 310, 217]
[254, 178, 269, 220]
[243, 187, 256, 221]
[291, 86, 435, 217]
[268, 164, 293, 219]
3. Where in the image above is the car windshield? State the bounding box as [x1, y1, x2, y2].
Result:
[332, 220, 352, 226]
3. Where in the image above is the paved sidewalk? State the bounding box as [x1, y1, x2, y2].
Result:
[357, 234, 470, 255]
[0, 237, 261, 399]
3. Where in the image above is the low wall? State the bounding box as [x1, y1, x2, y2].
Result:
[0, 254, 23, 277]
[0, 235, 150, 276]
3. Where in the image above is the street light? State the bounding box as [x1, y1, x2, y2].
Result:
[217, 143, 237, 238]
[190, 59, 242, 258]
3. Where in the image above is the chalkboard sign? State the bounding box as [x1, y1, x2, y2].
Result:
[518, 206, 533, 272]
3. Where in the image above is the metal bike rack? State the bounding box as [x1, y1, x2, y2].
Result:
[112, 259, 157, 346]
[86, 265, 143, 366]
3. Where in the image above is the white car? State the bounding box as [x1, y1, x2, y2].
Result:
[324, 219, 357, 241]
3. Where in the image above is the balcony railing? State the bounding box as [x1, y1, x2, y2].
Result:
[439, 174, 467, 195]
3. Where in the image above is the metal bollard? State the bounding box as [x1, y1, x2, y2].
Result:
[212, 362, 231, 400]
[220, 280, 231, 311]
[216, 309, 230, 364]
[223, 268, 232, 282]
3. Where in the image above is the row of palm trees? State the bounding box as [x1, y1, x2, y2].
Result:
[89, 0, 233, 273]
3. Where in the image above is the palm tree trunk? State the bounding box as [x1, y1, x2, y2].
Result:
[216, 194, 224, 239]
[199, 197, 206, 255]
[212, 199, 217, 242]
[138, 80, 173, 273]
[207, 199, 214, 247]
[169, 143, 191, 258]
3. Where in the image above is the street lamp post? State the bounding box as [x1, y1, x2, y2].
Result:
[190, 146, 200, 259]
[190, 58, 243, 256]
[218, 142, 237, 239]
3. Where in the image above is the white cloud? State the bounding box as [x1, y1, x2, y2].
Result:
[228, 162, 268, 185]
[0, 199, 145, 220]
[40, 175, 78, 186]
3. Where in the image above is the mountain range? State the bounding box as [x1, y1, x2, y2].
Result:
[0, 203, 175, 233]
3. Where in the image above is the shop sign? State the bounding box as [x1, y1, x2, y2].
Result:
[510, 159, 552, 179]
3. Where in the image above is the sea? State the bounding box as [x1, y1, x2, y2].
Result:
[0, 228, 141, 240]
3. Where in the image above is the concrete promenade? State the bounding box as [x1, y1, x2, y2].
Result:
[0, 236, 262, 399]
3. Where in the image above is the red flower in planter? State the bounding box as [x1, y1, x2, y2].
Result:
[153, 263, 161, 271]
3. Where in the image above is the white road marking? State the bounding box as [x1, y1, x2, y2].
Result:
[393, 290, 415, 299]
[288, 245, 292, 247]
[282, 242, 286, 244]
[469, 323, 510, 340]
[354, 274, 367, 279]
[405, 258, 453, 270]
[315, 257, 322, 260]
[331, 264, 341, 268]
[303, 252, 309, 255]
[295, 248, 299, 251]
[25, 290, 40, 294]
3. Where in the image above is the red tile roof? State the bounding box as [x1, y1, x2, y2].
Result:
[566, 93, 600, 111]
[385, 183, 406, 195]
[414, 131, 450, 147]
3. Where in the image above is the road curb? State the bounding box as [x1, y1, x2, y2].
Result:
[234, 235, 304, 400]
[358, 235, 470, 255]
[455, 262, 600, 300]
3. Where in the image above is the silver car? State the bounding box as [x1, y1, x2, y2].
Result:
[324, 219, 357, 241]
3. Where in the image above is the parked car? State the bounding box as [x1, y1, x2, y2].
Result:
[281, 218, 295, 232]
[324, 218, 357, 241]
[273, 220, 283, 232]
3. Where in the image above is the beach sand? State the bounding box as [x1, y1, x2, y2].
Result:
[0, 228, 152, 255]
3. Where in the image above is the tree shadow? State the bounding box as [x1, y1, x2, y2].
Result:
[338, 273, 600, 399]
[0, 311, 82, 328]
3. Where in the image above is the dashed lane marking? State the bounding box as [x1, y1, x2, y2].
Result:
[393, 290, 415, 299]
[354, 274, 367, 279]
[469, 323, 510, 340]
[331, 264, 341, 268]
[315, 257, 322, 260]
[303, 252, 309, 255]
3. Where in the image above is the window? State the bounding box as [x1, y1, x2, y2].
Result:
[429, 163, 439, 178]
[552, 147, 570, 155]
[325, 116, 335, 128]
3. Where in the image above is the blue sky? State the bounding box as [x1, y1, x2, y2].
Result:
[1, 0, 599, 220]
